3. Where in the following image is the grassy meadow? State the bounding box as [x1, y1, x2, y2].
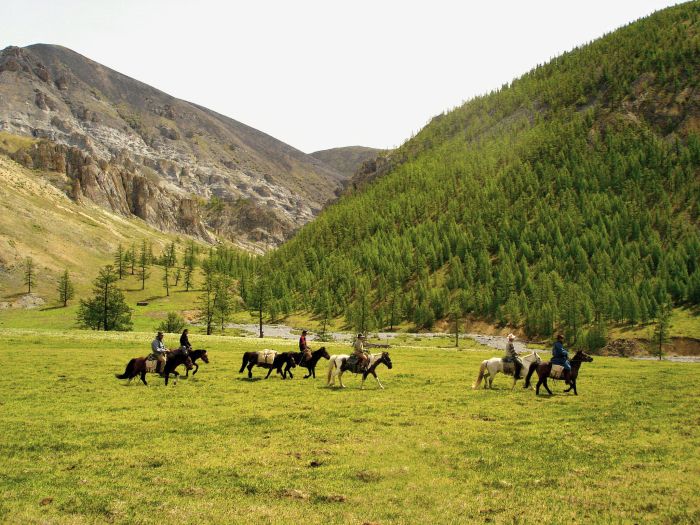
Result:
[1, 329, 699, 524]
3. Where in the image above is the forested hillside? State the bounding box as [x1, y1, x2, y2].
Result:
[247, 3, 700, 340]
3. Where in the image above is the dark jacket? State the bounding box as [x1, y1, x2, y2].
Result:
[180, 333, 191, 349]
[551, 341, 570, 367]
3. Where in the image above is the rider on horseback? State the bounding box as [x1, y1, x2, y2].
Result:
[551, 334, 572, 385]
[502, 333, 523, 380]
[353, 333, 370, 371]
[179, 328, 192, 353]
[299, 330, 312, 363]
[151, 331, 168, 374]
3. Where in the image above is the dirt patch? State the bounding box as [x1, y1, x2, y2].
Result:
[599, 339, 647, 357]
[6, 293, 46, 309]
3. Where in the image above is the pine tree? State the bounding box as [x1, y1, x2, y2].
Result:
[213, 274, 234, 333]
[56, 269, 75, 307]
[138, 240, 150, 291]
[77, 265, 132, 331]
[128, 243, 137, 275]
[197, 262, 215, 336]
[651, 299, 672, 360]
[23, 257, 35, 294]
[114, 244, 126, 279]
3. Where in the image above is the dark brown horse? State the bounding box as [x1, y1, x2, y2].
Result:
[184, 349, 209, 377]
[288, 347, 330, 379]
[115, 350, 193, 386]
[239, 350, 297, 379]
[525, 350, 593, 395]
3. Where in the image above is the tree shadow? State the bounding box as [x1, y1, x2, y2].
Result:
[41, 305, 65, 311]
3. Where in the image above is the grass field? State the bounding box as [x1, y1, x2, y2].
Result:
[1, 329, 699, 524]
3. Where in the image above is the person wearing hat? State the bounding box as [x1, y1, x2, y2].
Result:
[503, 333, 523, 380]
[299, 330, 312, 363]
[151, 331, 168, 374]
[353, 333, 370, 371]
[551, 334, 571, 384]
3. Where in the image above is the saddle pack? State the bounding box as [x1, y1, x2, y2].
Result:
[257, 349, 277, 365]
[549, 364, 565, 379]
[145, 355, 159, 373]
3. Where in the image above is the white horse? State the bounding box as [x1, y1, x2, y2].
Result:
[471, 352, 541, 390]
[327, 352, 392, 389]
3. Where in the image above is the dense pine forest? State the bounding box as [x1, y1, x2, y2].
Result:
[207, 3, 700, 344]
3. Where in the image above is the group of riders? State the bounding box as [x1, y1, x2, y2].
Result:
[503, 332, 572, 384]
[150, 327, 572, 380]
[149, 327, 373, 375]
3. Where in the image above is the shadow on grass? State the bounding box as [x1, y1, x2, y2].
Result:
[237, 377, 264, 382]
[41, 305, 66, 311]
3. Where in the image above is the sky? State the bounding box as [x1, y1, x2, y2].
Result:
[1, 0, 685, 153]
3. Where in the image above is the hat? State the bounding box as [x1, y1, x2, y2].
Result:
[301, 330, 308, 335]
[157, 331, 164, 336]
[556, 334, 564, 341]
[357, 333, 365, 339]
[507, 333, 515, 341]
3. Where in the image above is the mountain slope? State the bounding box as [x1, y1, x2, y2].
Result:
[310, 146, 381, 180]
[259, 2, 700, 338]
[0, 44, 344, 247]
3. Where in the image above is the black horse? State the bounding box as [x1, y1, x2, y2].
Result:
[184, 349, 210, 377]
[239, 350, 297, 379]
[327, 351, 393, 389]
[115, 349, 193, 386]
[287, 347, 330, 379]
[525, 350, 593, 395]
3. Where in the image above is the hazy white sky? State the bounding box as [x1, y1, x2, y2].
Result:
[1, 0, 684, 153]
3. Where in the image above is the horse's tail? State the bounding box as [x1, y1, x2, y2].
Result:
[327, 356, 338, 385]
[472, 360, 487, 389]
[239, 354, 248, 373]
[115, 358, 136, 379]
[524, 361, 538, 388]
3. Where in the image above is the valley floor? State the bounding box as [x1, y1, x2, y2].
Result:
[1, 330, 699, 524]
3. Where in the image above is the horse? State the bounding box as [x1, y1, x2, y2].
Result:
[525, 350, 594, 396]
[239, 350, 297, 379]
[115, 349, 193, 386]
[327, 352, 393, 389]
[287, 347, 330, 379]
[184, 349, 209, 377]
[471, 352, 542, 390]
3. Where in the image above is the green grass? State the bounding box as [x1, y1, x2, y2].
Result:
[1, 330, 698, 524]
[610, 306, 700, 341]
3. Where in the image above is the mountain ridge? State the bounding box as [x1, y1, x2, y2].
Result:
[0, 43, 346, 248]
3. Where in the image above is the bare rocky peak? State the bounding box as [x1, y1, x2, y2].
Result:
[0, 44, 344, 248]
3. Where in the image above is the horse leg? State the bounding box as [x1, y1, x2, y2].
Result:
[338, 370, 346, 388]
[571, 380, 578, 395]
[248, 363, 254, 379]
[311, 367, 316, 379]
[191, 363, 199, 377]
[543, 378, 553, 395]
[265, 366, 273, 379]
[372, 371, 384, 390]
[141, 371, 148, 386]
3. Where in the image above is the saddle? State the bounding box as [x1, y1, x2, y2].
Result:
[346, 355, 367, 374]
[549, 364, 565, 379]
[257, 349, 277, 365]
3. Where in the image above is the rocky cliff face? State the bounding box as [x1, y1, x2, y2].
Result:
[0, 44, 344, 248]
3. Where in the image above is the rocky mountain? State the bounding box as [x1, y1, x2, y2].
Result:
[310, 146, 381, 180]
[0, 44, 344, 249]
